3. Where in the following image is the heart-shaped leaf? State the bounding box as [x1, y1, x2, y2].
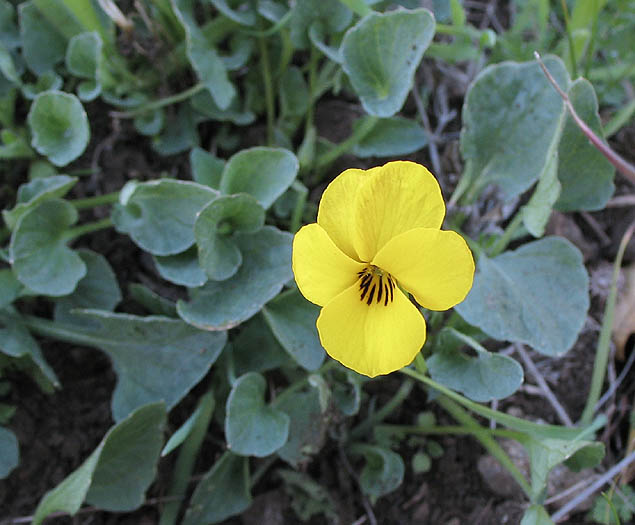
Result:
[27, 91, 90, 166]
[33, 403, 166, 524]
[460, 56, 569, 200]
[456, 237, 589, 356]
[177, 226, 293, 330]
[225, 372, 290, 457]
[182, 452, 251, 525]
[154, 247, 208, 287]
[262, 289, 325, 371]
[50, 310, 226, 421]
[350, 444, 405, 499]
[112, 179, 219, 256]
[342, 9, 435, 117]
[220, 147, 298, 209]
[9, 198, 86, 296]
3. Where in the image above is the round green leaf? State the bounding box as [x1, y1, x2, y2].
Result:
[0, 426, 19, 479]
[456, 237, 589, 356]
[177, 226, 293, 330]
[351, 444, 405, 499]
[190, 147, 225, 189]
[196, 234, 241, 282]
[427, 346, 524, 402]
[290, 0, 352, 50]
[154, 247, 208, 287]
[225, 372, 290, 457]
[9, 198, 86, 296]
[352, 116, 428, 158]
[65, 31, 101, 79]
[262, 289, 325, 371]
[27, 91, 90, 166]
[220, 147, 299, 209]
[341, 9, 435, 117]
[112, 179, 219, 256]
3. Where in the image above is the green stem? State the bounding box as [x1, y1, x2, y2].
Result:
[349, 378, 414, 439]
[63, 217, 113, 241]
[258, 33, 275, 146]
[377, 423, 522, 439]
[71, 192, 120, 210]
[560, 0, 578, 78]
[290, 181, 308, 234]
[315, 116, 379, 170]
[489, 212, 524, 257]
[20, 314, 106, 347]
[110, 83, 206, 118]
[583, 0, 601, 78]
[580, 220, 635, 425]
[305, 46, 318, 139]
[437, 396, 532, 498]
[159, 391, 216, 525]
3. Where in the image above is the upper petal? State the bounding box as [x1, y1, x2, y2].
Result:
[316, 281, 427, 377]
[352, 161, 445, 261]
[292, 223, 365, 307]
[372, 228, 475, 311]
[317, 168, 366, 260]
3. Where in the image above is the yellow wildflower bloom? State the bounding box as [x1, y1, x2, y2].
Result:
[292, 161, 475, 377]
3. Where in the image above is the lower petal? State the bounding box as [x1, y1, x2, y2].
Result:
[372, 228, 475, 311]
[316, 282, 427, 377]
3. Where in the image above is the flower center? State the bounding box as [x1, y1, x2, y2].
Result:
[357, 266, 395, 306]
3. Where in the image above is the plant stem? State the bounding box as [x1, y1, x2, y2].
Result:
[315, 116, 379, 170]
[290, 181, 308, 234]
[580, 220, 635, 425]
[110, 83, 206, 118]
[489, 212, 524, 257]
[377, 423, 522, 439]
[159, 391, 215, 525]
[63, 217, 113, 241]
[305, 46, 318, 139]
[258, 33, 275, 146]
[559, 0, 578, 78]
[349, 379, 415, 439]
[535, 52, 635, 184]
[71, 192, 120, 210]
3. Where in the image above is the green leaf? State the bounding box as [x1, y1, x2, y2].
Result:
[27, 90, 90, 166]
[177, 226, 293, 330]
[588, 485, 635, 525]
[209, 0, 257, 26]
[190, 147, 225, 189]
[341, 9, 435, 117]
[521, 505, 554, 525]
[128, 283, 177, 317]
[0, 41, 19, 85]
[276, 389, 325, 467]
[351, 444, 405, 499]
[220, 147, 299, 209]
[427, 345, 524, 402]
[171, 0, 235, 109]
[21, 71, 63, 100]
[460, 56, 569, 200]
[225, 372, 290, 457]
[521, 151, 561, 237]
[0, 269, 21, 308]
[33, 403, 166, 524]
[262, 289, 325, 371]
[66, 31, 101, 78]
[232, 315, 291, 376]
[152, 103, 198, 155]
[0, 0, 19, 50]
[190, 89, 255, 125]
[9, 199, 86, 296]
[194, 194, 265, 281]
[555, 78, 615, 212]
[518, 435, 604, 502]
[161, 397, 211, 456]
[279, 66, 309, 117]
[456, 237, 589, 356]
[290, 0, 352, 50]
[154, 247, 208, 287]
[2, 174, 77, 230]
[352, 116, 428, 158]
[112, 179, 219, 256]
[0, 309, 59, 387]
[54, 250, 122, 324]
[182, 452, 251, 525]
[134, 109, 164, 136]
[0, 426, 19, 479]
[19, 2, 66, 74]
[51, 310, 226, 421]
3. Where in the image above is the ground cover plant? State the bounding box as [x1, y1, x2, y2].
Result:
[0, 0, 634, 523]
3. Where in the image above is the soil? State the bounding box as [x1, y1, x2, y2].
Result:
[2, 4, 635, 524]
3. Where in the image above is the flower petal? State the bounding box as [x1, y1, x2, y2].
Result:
[293, 223, 365, 307]
[317, 168, 367, 260]
[352, 161, 445, 261]
[372, 228, 474, 311]
[316, 282, 427, 377]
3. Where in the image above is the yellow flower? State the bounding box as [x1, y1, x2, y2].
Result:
[292, 161, 475, 377]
